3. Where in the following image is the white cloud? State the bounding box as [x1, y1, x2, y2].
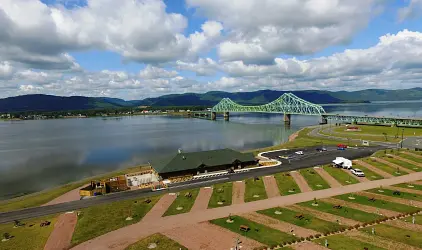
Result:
[0, 61, 14, 79]
[187, 0, 383, 63]
[398, 0, 422, 21]
[139, 65, 178, 79]
[175, 58, 218, 76]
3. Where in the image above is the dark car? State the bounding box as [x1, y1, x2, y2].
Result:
[316, 147, 327, 152]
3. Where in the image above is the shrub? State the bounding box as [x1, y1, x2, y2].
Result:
[306, 237, 311, 241]
[300, 237, 305, 241]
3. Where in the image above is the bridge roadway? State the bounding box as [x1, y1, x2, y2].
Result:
[0, 145, 386, 224]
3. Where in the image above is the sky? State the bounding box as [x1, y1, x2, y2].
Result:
[1, 0, 422, 100]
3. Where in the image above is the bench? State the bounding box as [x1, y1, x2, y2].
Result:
[295, 214, 305, 220]
[333, 205, 343, 209]
[239, 225, 250, 232]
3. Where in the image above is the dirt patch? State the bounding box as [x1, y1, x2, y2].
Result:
[314, 168, 342, 188]
[372, 157, 414, 173]
[358, 191, 422, 207]
[232, 181, 245, 204]
[290, 171, 312, 192]
[162, 221, 263, 250]
[323, 197, 399, 217]
[143, 194, 177, 221]
[289, 130, 301, 142]
[190, 187, 213, 212]
[353, 160, 393, 178]
[242, 212, 317, 238]
[289, 205, 358, 226]
[341, 168, 369, 182]
[44, 212, 77, 250]
[345, 230, 419, 250]
[386, 219, 422, 232]
[263, 176, 280, 198]
[292, 241, 329, 250]
[43, 185, 86, 206]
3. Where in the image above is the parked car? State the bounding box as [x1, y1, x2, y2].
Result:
[279, 156, 290, 159]
[351, 168, 365, 177]
[295, 151, 304, 155]
[316, 147, 327, 152]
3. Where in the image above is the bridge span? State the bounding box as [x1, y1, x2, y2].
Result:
[188, 93, 422, 127]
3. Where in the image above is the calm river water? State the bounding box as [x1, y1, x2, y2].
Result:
[0, 101, 421, 199]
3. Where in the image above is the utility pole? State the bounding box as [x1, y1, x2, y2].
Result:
[400, 128, 404, 148]
[233, 238, 242, 250]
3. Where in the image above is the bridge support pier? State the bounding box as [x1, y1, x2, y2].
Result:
[283, 113, 291, 125]
[320, 116, 328, 125]
[211, 112, 216, 120]
[224, 112, 229, 121]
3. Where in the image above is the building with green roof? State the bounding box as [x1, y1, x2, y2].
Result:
[152, 148, 258, 179]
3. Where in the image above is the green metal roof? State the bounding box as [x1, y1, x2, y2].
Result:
[153, 148, 256, 174]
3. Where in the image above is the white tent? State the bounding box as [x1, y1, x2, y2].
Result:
[332, 157, 352, 169]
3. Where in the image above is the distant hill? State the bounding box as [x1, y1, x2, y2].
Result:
[0, 88, 421, 113]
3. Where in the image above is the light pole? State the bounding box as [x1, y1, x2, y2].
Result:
[400, 128, 404, 148]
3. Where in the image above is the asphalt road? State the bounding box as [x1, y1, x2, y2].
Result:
[0, 145, 385, 224]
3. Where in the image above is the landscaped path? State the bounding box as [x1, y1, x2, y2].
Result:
[43, 185, 85, 206]
[162, 221, 263, 250]
[142, 194, 176, 221]
[354, 160, 393, 178]
[293, 241, 329, 250]
[387, 154, 422, 167]
[288, 205, 358, 227]
[44, 212, 77, 250]
[386, 219, 422, 232]
[342, 168, 369, 182]
[242, 212, 317, 238]
[314, 167, 342, 188]
[372, 157, 414, 173]
[290, 171, 312, 192]
[323, 198, 399, 217]
[190, 187, 213, 212]
[71, 172, 422, 250]
[232, 181, 245, 204]
[263, 175, 280, 198]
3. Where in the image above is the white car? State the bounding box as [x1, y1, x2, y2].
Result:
[295, 151, 304, 155]
[351, 168, 365, 177]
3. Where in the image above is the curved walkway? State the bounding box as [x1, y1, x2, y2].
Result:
[71, 171, 422, 250]
[44, 212, 77, 250]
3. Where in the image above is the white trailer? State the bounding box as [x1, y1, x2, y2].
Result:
[332, 157, 353, 169]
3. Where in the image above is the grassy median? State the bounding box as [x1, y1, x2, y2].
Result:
[379, 156, 421, 172]
[125, 233, 187, 250]
[362, 158, 402, 176]
[211, 215, 297, 246]
[0, 214, 58, 250]
[313, 234, 385, 250]
[299, 168, 330, 190]
[258, 207, 346, 234]
[360, 224, 422, 248]
[163, 188, 200, 216]
[244, 177, 268, 202]
[71, 195, 161, 246]
[394, 182, 422, 191]
[208, 182, 233, 208]
[366, 188, 422, 202]
[274, 173, 301, 195]
[299, 200, 384, 223]
[323, 166, 359, 185]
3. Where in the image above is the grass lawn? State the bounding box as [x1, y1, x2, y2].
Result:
[0, 165, 149, 212]
[210, 215, 298, 246]
[313, 234, 386, 250]
[274, 173, 301, 195]
[250, 128, 344, 155]
[71, 195, 161, 246]
[244, 177, 268, 202]
[334, 125, 422, 138]
[393, 182, 422, 191]
[361, 158, 402, 176]
[299, 168, 330, 190]
[163, 188, 200, 216]
[401, 214, 422, 225]
[360, 224, 422, 248]
[352, 164, 384, 180]
[326, 127, 397, 142]
[335, 193, 419, 213]
[299, 200, 384, 223]
[208, 182, 233, 208]
[258, 207, 346, 234]
[125, 233, 187, 250]
[378, 156, 421, 172]
[0, 215, 58, 250]
[322, 166, 359, 185]
[398, 153, 422, 163]
[366, 188, 422, 202]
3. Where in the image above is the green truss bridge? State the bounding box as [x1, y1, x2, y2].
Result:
[190, 93, 422, 127]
